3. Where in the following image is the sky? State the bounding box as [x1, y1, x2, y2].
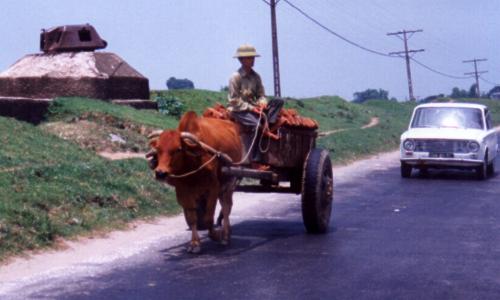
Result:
[1, 0, 498, 101]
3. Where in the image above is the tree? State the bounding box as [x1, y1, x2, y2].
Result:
[352, 88, 389, 103]
[449, 87, 468, 98]
[166, 77, 194, 90]
[468, 83, 478, 98]
[487, 85, 500, 99]
[420, 94, 445, 103]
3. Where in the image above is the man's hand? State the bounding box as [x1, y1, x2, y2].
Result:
[242, 89, 253, 99]
[252, 103, 267, 114]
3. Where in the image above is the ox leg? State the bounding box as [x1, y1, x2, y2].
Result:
[220, 192, 233, 245]
[219, 178, 237, 245]
[205, 189, 224, 243]
[184, 208, 202, 254]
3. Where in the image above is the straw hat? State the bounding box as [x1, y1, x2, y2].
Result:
[233, 44, 260, 58]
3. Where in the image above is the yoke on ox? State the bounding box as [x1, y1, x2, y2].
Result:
[149, 108, 334, 254]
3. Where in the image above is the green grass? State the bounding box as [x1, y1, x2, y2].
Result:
[47, 97, 179, 129]
[151, 89, 227, 116]
[318, 100, 416, 163]
[284, 96, 372, 131]
[0, 116, 179, 261]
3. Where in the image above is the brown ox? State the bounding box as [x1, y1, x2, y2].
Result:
[150, 111, 242, 253]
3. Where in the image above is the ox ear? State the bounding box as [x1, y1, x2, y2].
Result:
[178, 111, 200, 133]
[149, 138, 159, 149]
[181, 138, 203, 157]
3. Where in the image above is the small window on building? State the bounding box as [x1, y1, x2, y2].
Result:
[78, 28, 92, 42]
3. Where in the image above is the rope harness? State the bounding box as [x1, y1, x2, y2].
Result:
[166, 132, 233, 179]
[233, 110, 274, 165]
[167, 153, 219, 179]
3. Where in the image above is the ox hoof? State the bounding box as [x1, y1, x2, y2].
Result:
[221, 238, 230, 246]
[209, 230, 223, 242]
[187, 244, 202, 254]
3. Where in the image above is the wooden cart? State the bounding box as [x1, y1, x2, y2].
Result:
[222, 126, 334, 233]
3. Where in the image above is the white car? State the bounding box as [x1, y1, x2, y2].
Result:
[400, 102, 498, 179]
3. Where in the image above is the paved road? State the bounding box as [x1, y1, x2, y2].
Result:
[2, 152, 500, 300]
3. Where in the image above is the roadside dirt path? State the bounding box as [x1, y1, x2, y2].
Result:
[361, 117, 380, 129]
[97, 151, 146, 160]
[319, 117, 379, 137]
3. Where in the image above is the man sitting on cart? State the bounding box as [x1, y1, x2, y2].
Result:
[227, 43, 284, 164]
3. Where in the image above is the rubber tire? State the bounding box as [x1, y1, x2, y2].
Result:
[301, 148, 333, 234]
[401, 162, 412, 178]
[487, 156, 495, 176]
[476, 154, 488, 180]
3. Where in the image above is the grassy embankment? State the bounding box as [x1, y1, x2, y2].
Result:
[0, 98, 181, 261]
[2, 91, 500, 261]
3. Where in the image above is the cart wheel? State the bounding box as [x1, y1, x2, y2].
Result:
[289, 168, 303, 194]
[301, 148, 333, 234]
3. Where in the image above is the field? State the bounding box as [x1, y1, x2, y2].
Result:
[1, 91, 499, 261]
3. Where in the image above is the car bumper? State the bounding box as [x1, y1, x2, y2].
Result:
[400, 152, 483, 167]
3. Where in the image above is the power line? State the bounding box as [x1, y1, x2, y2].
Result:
[282, 0, 394, 58]
[260, 0, 282, 97]
[479, 76, 499, 86]
[410, 58, 471, 80]
[387, 29, 425, 101]
[463, 58, 488, 96]
[274, 0, 474, 85]
[270, 0, 281, 97]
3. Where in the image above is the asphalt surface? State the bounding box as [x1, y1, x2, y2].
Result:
[1, 151, 500, 300]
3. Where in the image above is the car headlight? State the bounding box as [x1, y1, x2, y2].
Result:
[468, 141, 480, 153]
[403, 139, 415, 151]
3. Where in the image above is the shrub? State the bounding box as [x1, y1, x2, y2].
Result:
[156, 95, 185, 118]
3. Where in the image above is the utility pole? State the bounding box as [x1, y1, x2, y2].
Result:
[387, 29, 424, 101]
[463, 58, 488, 97]
[270, 0, 281, 97]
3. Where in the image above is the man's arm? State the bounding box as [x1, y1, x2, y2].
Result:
[228, 73, 253, 111]
[255, 74, 268, 106]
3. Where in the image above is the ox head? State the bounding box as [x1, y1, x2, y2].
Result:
[149, 129, 203, 181]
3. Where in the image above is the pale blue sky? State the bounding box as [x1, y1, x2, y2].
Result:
[1, 0, 498, 100]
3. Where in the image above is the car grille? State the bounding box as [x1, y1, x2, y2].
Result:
[414, 139, 470, 153]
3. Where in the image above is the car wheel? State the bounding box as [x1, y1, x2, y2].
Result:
[487, 155, 495, 176]
[401, 162, 412, 178]
[419, 167, 429, 176]
[476, 154, 488, 180]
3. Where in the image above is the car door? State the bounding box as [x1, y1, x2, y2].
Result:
[484, 109, 498, 161]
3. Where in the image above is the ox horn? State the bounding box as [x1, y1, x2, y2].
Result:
[147, 130, 163, 140]
[180, 132, 233, 165]
[145, 149, 157, 159]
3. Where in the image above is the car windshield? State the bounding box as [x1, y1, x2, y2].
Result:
[411, 107, 484, 129]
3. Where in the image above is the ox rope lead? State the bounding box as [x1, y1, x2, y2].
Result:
[167, 153, 219, 178]
[233, 109, 264, 165]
